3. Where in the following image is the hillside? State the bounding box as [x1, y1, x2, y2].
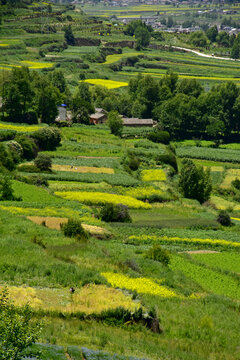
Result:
[0, 1, 240, 360]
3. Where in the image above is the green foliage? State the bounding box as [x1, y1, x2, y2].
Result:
[100, 203, 132, 223]
[61, 219, 89, 241]
[15, 134, 37, 160]
[34, 154, 52, 172]
[231, 178, 240, 190]
[0, 143, 16, 171]
[217, 210, 232, 227]
[148, 130, 170, 144]
[144, 245, 170, 266]
[178, 159, 212, 204]
[64, 25, 75, 46]
[30, 127, 61, 151]
[107, 111, 123, 137]
[0, 287, 41, 360]
[0, 176, 20, 201]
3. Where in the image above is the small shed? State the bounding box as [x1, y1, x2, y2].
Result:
[122, 118, 155, 127]
[89, 108, 107, 124]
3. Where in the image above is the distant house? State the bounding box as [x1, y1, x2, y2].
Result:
[122, 118, 155, 127]
[89, 108, 107, 125]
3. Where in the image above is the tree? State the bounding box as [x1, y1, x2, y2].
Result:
[178, 159, 212, 204]
[190, 31, 208, 47]
[134, 26, 151, 50]
[0, 287, 41, 360]
[206, 25, 218, 42]
[34, 153, 52, 172]
[64, 25, 75, 46]
[107, 111, 123, 137]
[37, 84, 60, 124]
[0, 176, 17, 201]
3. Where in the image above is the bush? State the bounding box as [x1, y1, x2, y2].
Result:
[0, 143, 16, 171]
[100, 203, 132, 223]
[121, 151, 140, 172]
[15, 135, 37, 160]
[30, 127, 61, 151]
[0, 176, 21, 201]
[144, 245, 170, 266]
[217, 210, 232, 226]
[61, 219, 89, 241]
[178, 159, 212, 203]
[232, 178, 240, 190]
[34, 154, 52, 172]
[0, 130, 16, 141]
[148, 130, 170, 144]
[107, 111, 123, 137]
[155, 151, 178, 172]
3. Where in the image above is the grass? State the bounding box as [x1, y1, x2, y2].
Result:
[51, 164, 115, 174]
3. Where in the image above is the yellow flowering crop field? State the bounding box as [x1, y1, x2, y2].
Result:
[83, 79, 128, 89]
[52, 164, 114, 174]
[128, 235, 240, 249]
[0, 122, 40, 132]
[1, 284, 139, 315]
[0, 61, 54, 71]
[102, 272, 178, 297]
[103, 52, 144, 65]
[210, 195, 240, 211]
[141, 169, 167, 182]
[55, 191, 151, 209]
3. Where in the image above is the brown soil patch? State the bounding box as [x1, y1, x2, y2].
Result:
[27, 216, 111, 238]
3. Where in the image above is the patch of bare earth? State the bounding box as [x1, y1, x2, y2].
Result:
[27, 216, 111, 238]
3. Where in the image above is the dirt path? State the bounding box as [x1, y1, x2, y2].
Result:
[172, 46, 240, 62]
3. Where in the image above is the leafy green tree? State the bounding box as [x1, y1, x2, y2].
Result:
[71, 83, 94, 124]
[206, 25, 218, 42]
[178, 159, 212, 204]
[190, 31, 208, 47]
[177, 79, 203, 98]
[216, 31, 230, 47]
[34, 153, 52, 172]
[37, 84, 60, 124]
[231, 40, 240, 59]
[135, 26, 151, 50]
[64, 25, 75, 46]
[3, 67, 34, 122]
[0, 287, 41, 360]
[0, 176, 16, 201]
[107, 110, 123, 137]
[160, 70, 178, 94]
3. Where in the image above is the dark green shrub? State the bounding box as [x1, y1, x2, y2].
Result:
[34, 154, 52, 172]
[0, 176, 21, 201]
[15, 135, 37, 160]
[217, 210, 232, 226]
[155, 151, 178, 172]
[17, 164, 40, 173]
[232, 178, 240, 190]
[0, 130, 16, 141]
[0, 143, 15, 171]
[148, 130, 170, 144]
[61, 219, 89, 241]
[22, 110, 38, 124]
[144, 245, 170, 266]
[100, 203, 132, 223]
[30, 127, 61, 151]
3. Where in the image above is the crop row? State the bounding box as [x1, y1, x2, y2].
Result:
[176, 146, 240, 163]
[28, 171, 140, 186]
[141, 169, 167, 182]
[127, 235, 240, 249]
[191, 252, 240, 274]
[55, 191, 152, 209]
[170, 255, 240, 300]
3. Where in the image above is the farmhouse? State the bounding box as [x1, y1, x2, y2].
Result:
[89, 108, 108, 124]
[122, 117, 155, 127]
